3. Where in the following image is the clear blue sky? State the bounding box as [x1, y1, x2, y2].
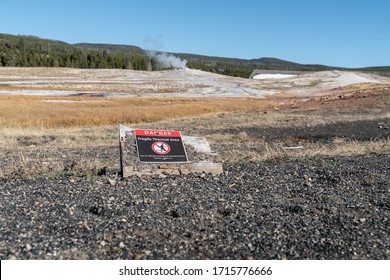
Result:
[0, 0, 389, 67]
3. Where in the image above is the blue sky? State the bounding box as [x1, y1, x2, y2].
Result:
[0, 0, 389, 67]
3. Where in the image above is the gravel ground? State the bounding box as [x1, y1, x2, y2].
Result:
[1, 154, 389, 260]
[213, 119, 390, 143]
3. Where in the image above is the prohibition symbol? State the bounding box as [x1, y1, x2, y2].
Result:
[151, 141, 171, 155]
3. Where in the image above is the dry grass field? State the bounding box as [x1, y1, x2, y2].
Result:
[1, 103, 389, 178]
[0, 95, 274, 128]
[0, 67, 389, 178]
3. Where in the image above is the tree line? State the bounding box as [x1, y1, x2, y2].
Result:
[186, 60, 256, 78]
[0, 34, 153, 70]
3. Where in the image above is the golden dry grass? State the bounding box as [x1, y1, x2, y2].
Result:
[1, 67, 389, 178]
[1, 107, 389, 178]
[0, 95, 275, 129]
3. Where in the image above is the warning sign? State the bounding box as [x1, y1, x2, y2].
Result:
[134, 129, 188, 163]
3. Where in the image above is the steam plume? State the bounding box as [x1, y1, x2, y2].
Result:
[147, 51, 187, 69]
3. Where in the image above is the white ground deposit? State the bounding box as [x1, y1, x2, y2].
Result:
[0, 67, 389, 98]
[252, 73, 297, 79]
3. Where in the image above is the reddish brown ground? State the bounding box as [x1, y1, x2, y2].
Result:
[270, 85, 389, 111]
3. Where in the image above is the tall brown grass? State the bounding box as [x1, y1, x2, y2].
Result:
[0, 95, 274, 128]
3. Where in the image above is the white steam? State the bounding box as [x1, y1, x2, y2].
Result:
[147, 51, 187, 69]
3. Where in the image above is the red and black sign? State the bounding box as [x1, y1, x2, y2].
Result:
[134, 129, 188, 163]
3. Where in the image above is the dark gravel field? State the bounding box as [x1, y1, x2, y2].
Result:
[1, 154, 389, 260]
[214, 119, 390, 143]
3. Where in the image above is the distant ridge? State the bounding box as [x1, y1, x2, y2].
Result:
[0, 33, 151, 71]
[1, 33, 389, 78]
[174, 52, 339, 77]
[73, 43, 145, 55]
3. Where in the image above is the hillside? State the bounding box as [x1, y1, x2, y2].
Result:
[0, 34, 151, 70]
[1, 33, 390, 78]
[175, 53, 340, 77]
[73, 43, 144, 55]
